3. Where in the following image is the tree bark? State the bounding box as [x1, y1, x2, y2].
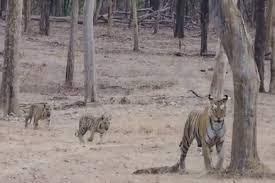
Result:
[0, 0, 7, 18]
[52, 0, 64, 16]
[83, 0, 96, 103]
[265, 0, 273, 54]
[174, 0, 185, 51]
[39, 0, 51, 36]
[210, 0, 261, 172]
[0, 0, 22, 115]
[93, 0, 103, 24]
[270, 1, 275, 94]
[107, 0, 113, 36]
[65, 0, 79, 87]
[209, 39, 227, 99]
[200, 0, 209, 56]
[23, 0, 31, 33]
[153, 0, 161, 34]
[132, 0, 139, 51]
[254, 0, 266, 92]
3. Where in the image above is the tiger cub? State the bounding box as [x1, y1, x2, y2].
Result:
[133, 94, 228, 174]
[75, 113, 111, 144]
[25, 103, 51, 130]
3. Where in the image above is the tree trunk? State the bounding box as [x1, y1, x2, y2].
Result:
[65, 0, 79, 87]
[265, 0, 273, 54]
[39, 0, 51, 36]
[94, 0, 103, 24]
[132, 0, 139, 51]
[209, 39, 227, 99]
[23, 0, 31, 33]
[270, 1, 275, 94]
[153, 0, 161, 34]
[210, 0, 261, 172]
[83, 0, 96, 103]
[144, 0, 150, 8]
[174, 0, 185, 51]
[53, 0, 64, 16]
[0, 0, 7, 18]
[107, 0, 113, 36]
[254, 0, 266, 92]
[0, 0, 22, 115]
[200, 0, 209, 56]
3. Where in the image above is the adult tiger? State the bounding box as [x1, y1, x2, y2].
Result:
[133, 94, 229, 174]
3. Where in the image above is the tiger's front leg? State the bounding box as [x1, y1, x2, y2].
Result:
[87, 129, 95, 142]
[97, 133, 104, 144]
[215, 141, 224, 170]
[202, 143, 213, 171]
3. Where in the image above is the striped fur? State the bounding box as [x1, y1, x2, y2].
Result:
[75, 114, 111, 144]
[25, 103, 51, 130]
[133, 95, 228, 174]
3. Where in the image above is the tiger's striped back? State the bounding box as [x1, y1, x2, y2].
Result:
[75, 114, 111, 144]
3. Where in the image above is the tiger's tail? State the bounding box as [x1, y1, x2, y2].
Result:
[133, 163, 179, 175]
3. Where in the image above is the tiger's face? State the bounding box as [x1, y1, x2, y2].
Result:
[98, 114, 111, 133]
[42, 104, 51, 122]
[209, 95, 228, 122]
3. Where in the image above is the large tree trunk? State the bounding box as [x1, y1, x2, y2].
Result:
[23, 0, 31, 33]
[84, 0, 96, 103]
[270, 1, 275, 94]
[0, 0, 22, 115]
[39, 0, 51, 35]
[107, 0, 113, 36]
[254, 0, 266, 92]
[200, 0, 209, 56]
[132, 0, 139, 51]
[210, 0, 262, 173]
[209, 39, 227, 99]
[65, 0, 79, 87]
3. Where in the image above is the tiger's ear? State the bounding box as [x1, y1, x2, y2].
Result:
[223, 95, 228, 101]
[208, 94, 214, 101]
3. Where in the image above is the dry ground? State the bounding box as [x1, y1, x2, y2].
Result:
[0, 20, 274, 183]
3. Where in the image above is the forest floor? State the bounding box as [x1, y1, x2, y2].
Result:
[0, 20, 275, 183]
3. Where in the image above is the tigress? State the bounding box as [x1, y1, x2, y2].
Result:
[25, 103, 51, 130]
[75, 113, 111, 144]
[133, 94, 228, 174]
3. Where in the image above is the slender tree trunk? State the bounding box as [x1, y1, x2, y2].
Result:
[174, 0, 185, 51]
[270, 1, 275, 94]
[144, 0, 150, 8]
[39, 0, 51, 36]
[265, 0, 273, 54]
[94, 0, 103, 24]
[210, 0, 261, 172]
[209, 39, 227, 99]
[0, 0, 22, 115]
[53, 0, 64, 16]
[254, 0, 266, 92]
[200, 0, 209, 56]
[152, 0, 160, 34]
[132, 0, 139, 51]
[128, 0, 132, 28]
[65, 0, 79, 87]
[23, 0, 31, 33]
[84, 0, 96, 103]
[0, 0, 7, 18]
[107, 0, 113, 36]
